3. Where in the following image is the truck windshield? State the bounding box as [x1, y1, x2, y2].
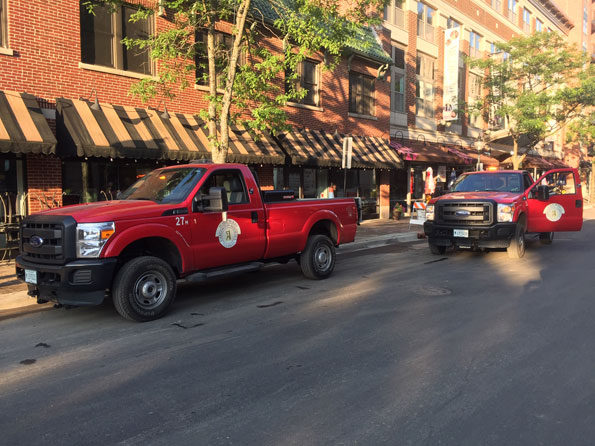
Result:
[118, 167, 206, 204]
[452, 172, 522, 193]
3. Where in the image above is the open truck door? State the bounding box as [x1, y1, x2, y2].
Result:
[525, 168, 583, 233]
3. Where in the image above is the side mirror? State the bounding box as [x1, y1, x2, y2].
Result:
[193, 187, 229, 213]
[536, 185, 550, 201]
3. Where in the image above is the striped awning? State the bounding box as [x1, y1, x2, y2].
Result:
[278, 128, 402, 169]
[56, 98, 286, 164]
[0, 91, 57, 154]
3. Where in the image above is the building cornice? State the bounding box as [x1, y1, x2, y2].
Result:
[527, 0, 574, 34]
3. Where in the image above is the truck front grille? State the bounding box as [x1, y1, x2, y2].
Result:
[437, 201, 493, 226]
[20, 216, 76, 265]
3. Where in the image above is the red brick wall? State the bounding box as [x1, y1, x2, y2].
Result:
[255, 165, 274, 190]
[0, 0, 389, 138]
[406, 10, 418, 127]
[26, 154, 62, 213]
[0, 0, 204, 113]
[379, 170, 390, 219]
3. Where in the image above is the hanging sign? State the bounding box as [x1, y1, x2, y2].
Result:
[443, 28, 460, 122]
[342, 137, 353, 169]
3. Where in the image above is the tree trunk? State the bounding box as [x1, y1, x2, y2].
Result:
[218, 0, 251, 164]
[591, 160, 595, 203]
[512, 138, 519, 170]
[511, 137, 526, 170]
[206, 19, 220, 162]
[81, 162, 89, 203]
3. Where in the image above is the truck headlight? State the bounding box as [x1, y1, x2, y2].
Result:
[426, 204, 435, 221]
[76, 222, 115, 258]
[497, 204, 514, 222]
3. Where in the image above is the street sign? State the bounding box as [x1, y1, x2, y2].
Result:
[342, 137, 353, 169]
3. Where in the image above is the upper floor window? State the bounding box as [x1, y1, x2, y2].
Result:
[491, 0, 502, 14]
[415, 52, 435, 119]
[349, 71, 375, 116]
[80, 2, 153, 74]
[417, 2, 435, 43]
[391, 45, 406, 114]
[506, 0, 517, 24]
[469, 31, 481, 58]
[0, 0, 7, 48]
[583, 7, 588, 35]
[196, 31, 239, 88]
[384, 0, 405, 29]
[536, 19, 543, 32]
[447, 17, 461, 29]
[522, 8, 531, 33]
[468, 73, 483, 127]
[285, 59, 320, 107]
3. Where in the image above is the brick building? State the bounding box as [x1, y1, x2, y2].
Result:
[0, 0, 402, 230]
[383, 0, 575, 209]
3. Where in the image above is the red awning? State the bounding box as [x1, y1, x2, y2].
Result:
[389, 140, 464, 165]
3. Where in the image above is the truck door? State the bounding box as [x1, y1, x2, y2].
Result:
[190, 168, 266, 270]
[525, 169, 583, 233]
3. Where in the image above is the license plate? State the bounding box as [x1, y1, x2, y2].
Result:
[453, 229, 468, 238]
[24, 269, 37, 285]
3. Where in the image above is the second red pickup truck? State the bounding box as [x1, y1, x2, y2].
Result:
[16, 163, 359, 321]
[423, 168, 583, 258]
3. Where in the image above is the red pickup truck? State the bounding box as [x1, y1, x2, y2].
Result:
[423, 168, 583, 258]
[16, 163, 358, 321]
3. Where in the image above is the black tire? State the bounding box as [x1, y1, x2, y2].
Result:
[507, 217, 527, 259]
[429, 242, 446, 255]
[300, 234, 336, 280]
[539, 232, 554, 245]
[112, 256, 177, 322]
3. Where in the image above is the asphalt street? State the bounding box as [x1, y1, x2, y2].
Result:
[1, 209, 594, 445]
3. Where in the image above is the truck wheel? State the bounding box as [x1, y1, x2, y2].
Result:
[539, 232, 554, 245]
[507, 217, 526, 259]
[112, 256, 177, 322]
[300, 235, 336, 280]
[429, 242, 446, 255]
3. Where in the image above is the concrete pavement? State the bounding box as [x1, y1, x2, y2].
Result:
[0, 217, 423, 315]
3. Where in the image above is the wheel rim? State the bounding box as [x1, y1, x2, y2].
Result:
[518, 232, 525, 256]
[133, 271, 168, 310]
[314, 243, 332, 272]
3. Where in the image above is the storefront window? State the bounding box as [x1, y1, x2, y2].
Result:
[303, 168, 317, 198]
[273, 167, 284, 190]
[62, 159, 168, 204]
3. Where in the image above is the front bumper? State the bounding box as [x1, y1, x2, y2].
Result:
[423, 221, 518, 249]
[15, 256, 117, 306]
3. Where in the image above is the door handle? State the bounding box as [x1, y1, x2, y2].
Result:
[576, 199, 582, 208]
[251, 211, 258, 223]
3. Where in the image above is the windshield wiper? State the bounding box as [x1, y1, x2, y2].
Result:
[128, 197, 156, 201]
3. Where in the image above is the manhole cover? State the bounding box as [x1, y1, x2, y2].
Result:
[414, 286, 452, 296]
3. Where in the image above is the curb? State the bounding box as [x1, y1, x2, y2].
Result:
[339, 231, 423, 254]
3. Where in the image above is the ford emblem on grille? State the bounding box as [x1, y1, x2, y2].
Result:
[455, 210, 471, 217]
[30, 235, 44, 248]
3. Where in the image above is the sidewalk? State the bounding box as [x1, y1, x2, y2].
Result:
[0, 218, 422, 314]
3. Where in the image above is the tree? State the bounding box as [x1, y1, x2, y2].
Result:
[468, 32, 595, 170]
[84, 0, 387, 163]
[566, 109, 595, 202]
